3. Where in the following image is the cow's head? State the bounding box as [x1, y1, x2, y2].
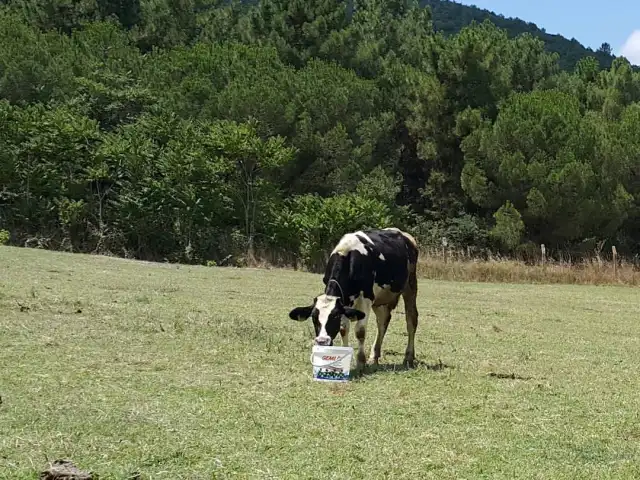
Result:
[289, 294, 365, 346]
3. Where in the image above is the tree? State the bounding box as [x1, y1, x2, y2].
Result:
[3, 0, 640, 261]
[460, 89, 633, 247]
[96, 0, 141, 28]
[243, 0, 352, 68]
[597, 42, 612, 56]
[205, 119, 296, 262]
[490, 201, 524, 251]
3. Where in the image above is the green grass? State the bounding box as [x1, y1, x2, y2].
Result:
[2, 246, 640, 479]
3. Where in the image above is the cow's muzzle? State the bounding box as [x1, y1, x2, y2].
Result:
[314, 335, 331, 346]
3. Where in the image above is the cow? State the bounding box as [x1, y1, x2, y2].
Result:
[288, 227, 420, 370]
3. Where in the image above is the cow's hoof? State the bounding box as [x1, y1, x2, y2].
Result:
[403, 356, 416, 369]
[352, 363, 366, 377]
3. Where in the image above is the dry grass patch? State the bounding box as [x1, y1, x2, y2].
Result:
[418, 254, 640, 286]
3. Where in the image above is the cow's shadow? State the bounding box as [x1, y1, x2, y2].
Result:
[349, 356, 454, 380]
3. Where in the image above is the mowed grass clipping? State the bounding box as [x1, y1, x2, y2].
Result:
[1, 247, 640, 479]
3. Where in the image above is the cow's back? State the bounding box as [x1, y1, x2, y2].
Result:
[363, 228, 418, 293]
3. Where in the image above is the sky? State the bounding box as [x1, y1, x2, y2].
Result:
[455, 0, 640, 65]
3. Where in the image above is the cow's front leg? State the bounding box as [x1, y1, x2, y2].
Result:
[340, 317, 350, 346]
[354, 319, 367, 369]
[353, 298, 372, 370]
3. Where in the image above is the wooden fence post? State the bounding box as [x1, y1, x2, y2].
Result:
[441, 237, 448, 263]
[612, 245, 617, 278]
[541, 244, 546, 267]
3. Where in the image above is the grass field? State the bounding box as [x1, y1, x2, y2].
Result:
[2, 246, 640, 479]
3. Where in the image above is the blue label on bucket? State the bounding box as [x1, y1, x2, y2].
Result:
[314, 367, 349, 381]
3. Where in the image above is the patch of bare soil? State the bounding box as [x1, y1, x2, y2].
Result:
[40, 460, 94, 480]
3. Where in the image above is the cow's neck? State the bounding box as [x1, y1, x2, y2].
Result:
[325, 278, 346, 302]
[324, 256, 355, 306]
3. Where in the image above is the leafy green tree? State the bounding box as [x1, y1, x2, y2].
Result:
[612, 103, 640, 252]
[3, 0, 640, 261]
[0, 10, 75, 105]
[196, 0, 251, 44]
[490, 201, 524, 251]
[4, 0, 99, 34]
[205, 119, 296, 261]
[271, 192, 393, 270]
[422, 0, 616, 71]
[93, 113, 236, 261]
[283, 58, 381, 195]
[0, 101, 102, 249]
[243, 0, 352, 68]
[96, 0, 140, 28]
[461, 89, 633, 247]
[320, 0, 434, 78]
[140, 42, 293, 131]
[597, 42, 612, 56]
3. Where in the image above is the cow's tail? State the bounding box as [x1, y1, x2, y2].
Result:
[397, 229, 419, 266]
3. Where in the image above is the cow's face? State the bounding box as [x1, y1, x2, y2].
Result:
[289, 294, 365, 345]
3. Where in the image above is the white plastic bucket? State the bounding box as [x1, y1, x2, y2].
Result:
[310, 345, 354, 382]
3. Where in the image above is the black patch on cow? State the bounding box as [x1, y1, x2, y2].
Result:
[322, 229, 418, 306]
[289, 304, 314, 321]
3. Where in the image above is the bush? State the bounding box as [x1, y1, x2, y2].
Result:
[490, 201, 525, 251]
[268, 193, 393, 271]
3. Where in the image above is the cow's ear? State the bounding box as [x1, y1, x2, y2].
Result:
[289, 305, 313, 321]
[343, 307, 366, 321]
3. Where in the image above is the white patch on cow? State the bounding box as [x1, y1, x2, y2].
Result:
[331, 233, 369, 256]
[378, 253, 385, 261]
[348, 291, 364, 304]
[315, 294, 338, 342]
[373, 283, 390, 297]
[351, 293, 373, 324]
[350, 291, 363, 302]
[353, 296, 372, 315]
[354, 231, 374, 245]
[372, 283, 397, 307]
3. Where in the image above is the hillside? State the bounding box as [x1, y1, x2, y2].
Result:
[2, 0, 640, 266]
[422, 0, 616, 71]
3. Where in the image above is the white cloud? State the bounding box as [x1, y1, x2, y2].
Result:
[620, 30, 640, 65]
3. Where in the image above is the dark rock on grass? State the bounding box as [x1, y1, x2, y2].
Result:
[40, 460, 94, 480]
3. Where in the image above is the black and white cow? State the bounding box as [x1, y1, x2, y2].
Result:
[289, 227, 420, 369]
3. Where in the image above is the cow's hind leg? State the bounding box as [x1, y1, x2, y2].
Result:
[369, 305, 392, 365]
[401, 268, 419, 368]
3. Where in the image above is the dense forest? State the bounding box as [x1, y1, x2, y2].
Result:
[422, 0, 618, 72]
[1, 0, 640, 270]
